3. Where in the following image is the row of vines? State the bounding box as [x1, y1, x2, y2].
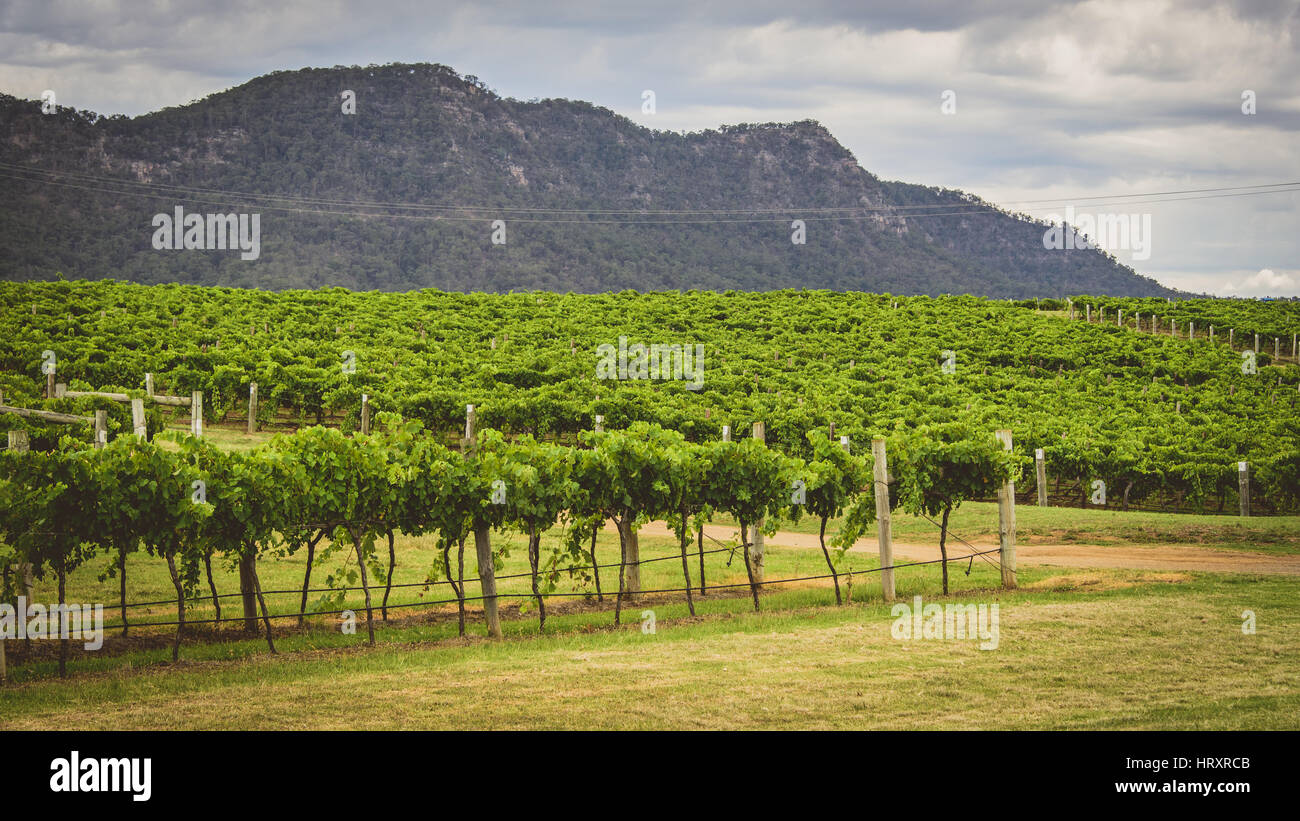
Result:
[1, 417, 1022, 674]
[3, 281, 1297, 513]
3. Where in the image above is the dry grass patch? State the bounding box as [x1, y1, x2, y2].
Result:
[1024, 571, 1192, 592]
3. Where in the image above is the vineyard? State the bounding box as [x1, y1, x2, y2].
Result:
[0, 281, 1298, 731]
[2, 281, 1298, 513]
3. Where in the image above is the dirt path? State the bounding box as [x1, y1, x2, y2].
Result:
[611, 521, 1300, 576]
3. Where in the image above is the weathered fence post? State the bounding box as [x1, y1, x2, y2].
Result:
[1086, 304, 1091, 323]
[190, 391, 203, 437]
[594, 414, 603, 433]
[466, 404, 502, 639]
[996, 430, 1018, 589]
[1254, 333, 1260, 354]
[7, 432, 34, 634]
[247, 383, 258, 434]
[721, 424, 731, 442]
[94, 410, 107, 449]
[360, 393, 371, 435]
[750, 421, 765, 587]
[1035, 447, 1047, 506]
[871, 437, 895, 602]
[145, 373, 154, 397]
[1238, 461, 1251, 517]
[131, 398, 147, 438]
[237, 554, 259, 633]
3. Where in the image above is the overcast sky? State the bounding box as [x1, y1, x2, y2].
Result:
[1, 0, 1297, 295]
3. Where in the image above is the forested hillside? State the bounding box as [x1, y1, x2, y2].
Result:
[0, 63, 1175, 297]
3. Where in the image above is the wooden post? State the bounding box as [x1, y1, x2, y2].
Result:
[1210, 325, 1214, 343]
[1230, 328, 1235, 348]
[237, 555, 259, 633]
[131, 398, 147, 438]
[7, 430, 32, 641]
[1254, 333, 1260, 354]
[750, 421, 765, 587]
[594, 414, 604, 432]
[996, 430, 1017, 588]
[840, 435, 850, 452]
[46, 372, 55, 399]
[247, 383, 258, 434]
[1189, 321, 1194, 339]
[1238, 461, 1250, 517]
[721, 424, 731, 442]
[464, 403, 475, 449]
[145, 373, 154, 397]
[1275, 338, 1280, 359]
[870, 438, 895, 602]
[1086, 304, 1091, 323]
[1035, 448, 1047, 506]
[466, 404, 501, 639]
[94, 410, 107, 448]
[190, 391, 203, 437]
[360, 393, 371, 435]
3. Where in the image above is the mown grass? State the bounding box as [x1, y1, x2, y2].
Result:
[724, 502, 1300, 555]
[8, 421, 1285, 729]
[1, 565, 1294, 730]
[5, 527, 913, 679]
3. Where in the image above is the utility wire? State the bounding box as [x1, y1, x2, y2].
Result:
[0, 162, 1295, 224]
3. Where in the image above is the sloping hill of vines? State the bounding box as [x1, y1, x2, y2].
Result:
[2, 281, 1296, 512]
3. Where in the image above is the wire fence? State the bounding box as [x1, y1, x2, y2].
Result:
[18, 503, 1004, 634]
[92, 547, 1003, 630]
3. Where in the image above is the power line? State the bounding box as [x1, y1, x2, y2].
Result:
[0, 160, 1296, 224]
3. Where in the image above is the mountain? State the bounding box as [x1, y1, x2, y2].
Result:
[0, 63, 1177, 297]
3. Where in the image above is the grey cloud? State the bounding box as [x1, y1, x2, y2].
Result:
[0, 0, 1296, 294]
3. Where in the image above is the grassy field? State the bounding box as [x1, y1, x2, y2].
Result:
[1, 564, 1294, 730]
[1, 422, 1293, 729]
[720, 503, 1300, 555]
